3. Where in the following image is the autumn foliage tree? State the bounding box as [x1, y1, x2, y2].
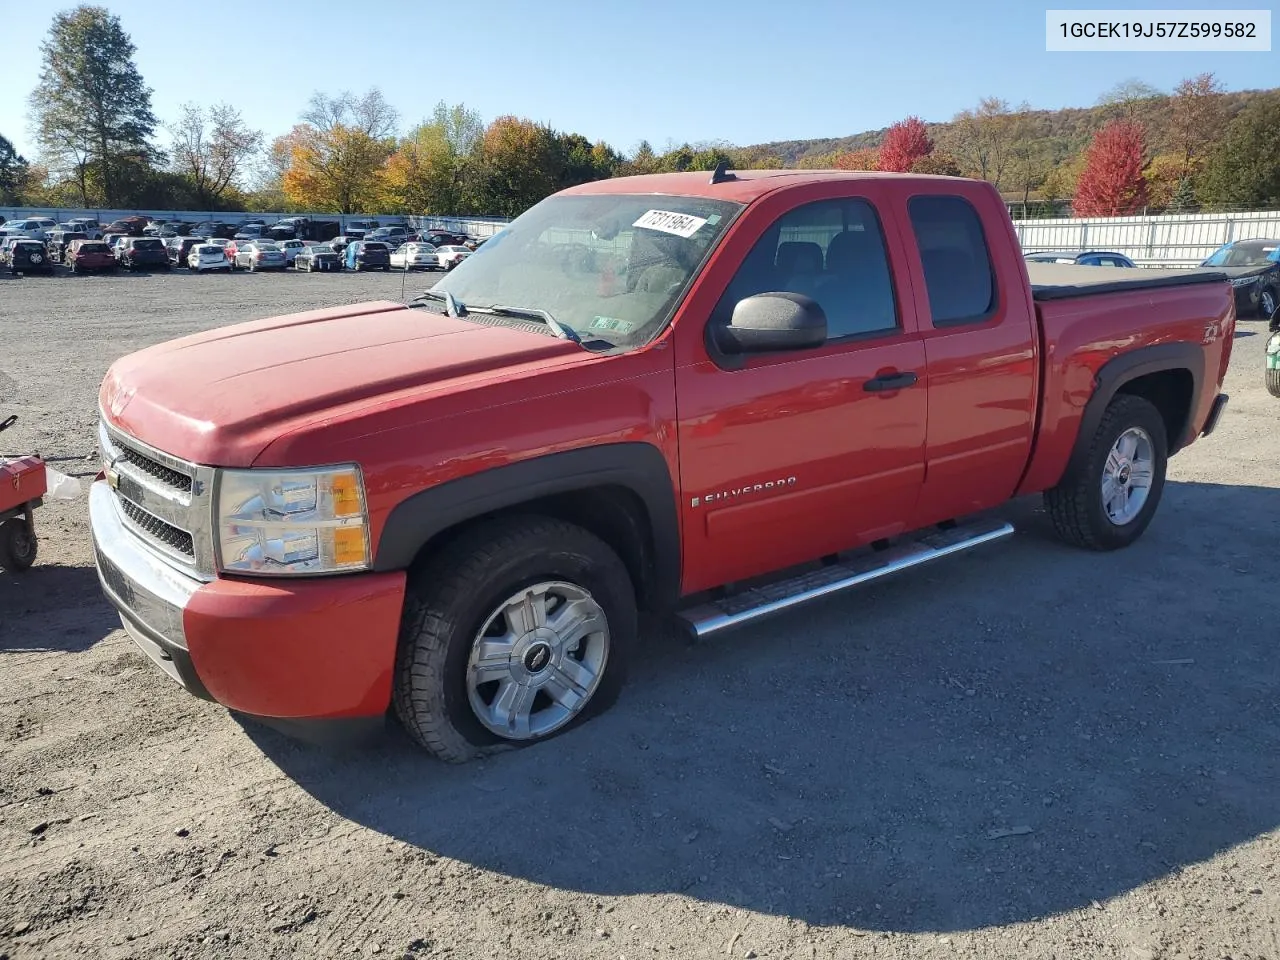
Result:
[878, 116, 933, 172]
[1073, 120, 1148, 216]
[833, 148, 879, 170]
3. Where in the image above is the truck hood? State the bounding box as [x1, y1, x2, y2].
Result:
[100, 300, 582, 467]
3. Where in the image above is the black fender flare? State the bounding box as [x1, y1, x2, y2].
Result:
[1069, 342, 1205, 473]
[372, 442, 681, 605]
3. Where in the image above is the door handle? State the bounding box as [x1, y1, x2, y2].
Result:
[863, 371, 918, 392]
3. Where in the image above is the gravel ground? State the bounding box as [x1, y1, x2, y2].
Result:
[0, 268, 1277, 960]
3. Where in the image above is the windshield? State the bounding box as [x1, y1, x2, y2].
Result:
[431, 193, 741, 346]
[306, 245, 333, 253]
[134, 239, 163, 249]
[79, 242, 109, 253]
[1203, 241, 1280, 267]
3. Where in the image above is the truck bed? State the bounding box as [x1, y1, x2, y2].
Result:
[1026, 262, 1229, 301]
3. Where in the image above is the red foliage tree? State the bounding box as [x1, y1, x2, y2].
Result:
[833, 148, 878, 171]
[878, 116, 933, 173]
[1073, 120, 1149, 216]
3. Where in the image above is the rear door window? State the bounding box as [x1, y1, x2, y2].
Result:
[907, 195, 996, 326]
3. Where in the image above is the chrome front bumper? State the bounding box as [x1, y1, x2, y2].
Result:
[89, 480, 211, 698]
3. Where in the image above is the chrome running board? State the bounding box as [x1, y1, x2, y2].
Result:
[676, 518, 1014, 639]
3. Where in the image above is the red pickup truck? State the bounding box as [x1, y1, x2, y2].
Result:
[90, 169, 1233, 760]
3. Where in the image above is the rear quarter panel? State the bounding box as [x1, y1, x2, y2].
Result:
[1016, 279, 1234, 496]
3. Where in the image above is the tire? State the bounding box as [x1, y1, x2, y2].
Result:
[1266, 368, 1280, 399]
[0, 517, 37, 572]
[394, 515, 637, 763]
[1043, 394, 1168, 551]
[1260, 286, 1278, 320]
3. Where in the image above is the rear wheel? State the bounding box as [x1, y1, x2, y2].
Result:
[0, 518, 37, 572]
[1260, 286, 1278, 320]
[394, 516, 636, 762]
[1044, 394, 1168, 551]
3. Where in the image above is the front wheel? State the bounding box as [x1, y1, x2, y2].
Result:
[394, 516, 636, 763]
[0, 517, 37, 572]
[1044, 394, 1168, 551]
[1260, 286, 1278, 320]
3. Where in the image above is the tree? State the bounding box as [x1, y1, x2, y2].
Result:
[1073, 120, 1149, 216]
[169, 103, 263, 208]
[1200, 93, 1280, 208]
[910, 152, 961, 176]
[280, 89, 398, 213]
[877, 116, 933, 173]
[940, 97, 1016, 187]
[620, 140, 660, 175]
[0, 134, 30, 203]
[467, 116, 559, 217]
[1097, 78, 1162, 120]
[1169, 72, 1227, 179]
[1143, 153, 1188, 208]
[28, 5, 158, 205]
[833, 148, 879, 170]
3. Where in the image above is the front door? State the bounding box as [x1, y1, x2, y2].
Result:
[674, 189, 929, 594]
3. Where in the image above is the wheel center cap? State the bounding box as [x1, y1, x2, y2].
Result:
[522, 641, 553, 674]
[1117, 462, 1131, 484]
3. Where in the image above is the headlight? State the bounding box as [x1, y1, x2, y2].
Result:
[215, 465, 369, 576]
[1230, 275, 1260, 287]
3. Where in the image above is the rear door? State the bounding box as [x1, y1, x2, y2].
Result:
[899, 188, 1038, 529]
[674, 183, 928, 593]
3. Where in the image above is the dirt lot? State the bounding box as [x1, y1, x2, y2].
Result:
[0, 268, 1277, 960]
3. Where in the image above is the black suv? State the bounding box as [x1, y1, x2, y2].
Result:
[7, 240, 55, 274]
[119, 237, 171, 270]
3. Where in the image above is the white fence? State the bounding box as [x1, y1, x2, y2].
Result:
[0, 207, 511, 238]
[1013, 210, 1280, 268]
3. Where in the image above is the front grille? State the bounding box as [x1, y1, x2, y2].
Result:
[118, 446, 193, 494]
[118, 497, 195, 559]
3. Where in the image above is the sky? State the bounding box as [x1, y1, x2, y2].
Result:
[1, 0, 1276, 161]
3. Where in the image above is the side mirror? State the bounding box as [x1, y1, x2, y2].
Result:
[716, 292, 827, 354]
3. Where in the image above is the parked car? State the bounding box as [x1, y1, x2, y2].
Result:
[367, 226, 411, 247]
[434, 244, 472, 271]
[47, 231, 88, 263]
[188, 243, 232, 273]
[6, 239, 55, 274]
[86, 170, 1236, 758]
[66, 239, 118, 273]
[104, 216, 150, 236]
[223, 238, 246, 265]
[65, 217, 103, 239]
[346, 218, 380, 233]
[1024, 250, 1138, 268]
[389, 242, 439, 270]
[190, 221, 237, 240]
[167, 236, 205, 267]
[0, 218, 58, 241]
[424, 231, 470, 249]
[344, 239, 391, 271]
[104, 234, 130, 256]
[330, 234, 362, 255]
[117, 236, 170, 270]
[277, 238, 308, 266]
[235, 239, 287, 271]
[233, 223, 267, 241]
[294, 243, 342, 272]
[1200, 239, 1280, 318]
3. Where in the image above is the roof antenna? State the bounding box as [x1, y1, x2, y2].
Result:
[709, 160, 736, 184]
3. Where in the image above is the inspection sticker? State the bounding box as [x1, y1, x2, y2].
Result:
[632, 209, 708, 238]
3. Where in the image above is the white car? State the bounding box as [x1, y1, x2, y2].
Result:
[0, 218, 58, 241]
[188, 243, 232, 272]
[278, 238, 308, 266]
[435, 245, 471, 270]
[389, 242, 439, 270]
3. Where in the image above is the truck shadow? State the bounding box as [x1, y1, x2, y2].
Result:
[0, 563, 111, 653]
[244, 479, 1279, 933]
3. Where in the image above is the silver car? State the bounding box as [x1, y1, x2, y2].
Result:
[235, 240, 287, 272]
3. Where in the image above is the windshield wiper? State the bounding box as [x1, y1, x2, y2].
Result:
[410, 288, 466, 318]
[485, 304, 580, 343]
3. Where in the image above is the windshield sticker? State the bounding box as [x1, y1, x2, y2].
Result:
[632, 209, 708, 239]
[590, 315, 635, 333]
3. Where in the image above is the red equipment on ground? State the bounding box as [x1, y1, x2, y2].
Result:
[0, 416, 46, 572]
